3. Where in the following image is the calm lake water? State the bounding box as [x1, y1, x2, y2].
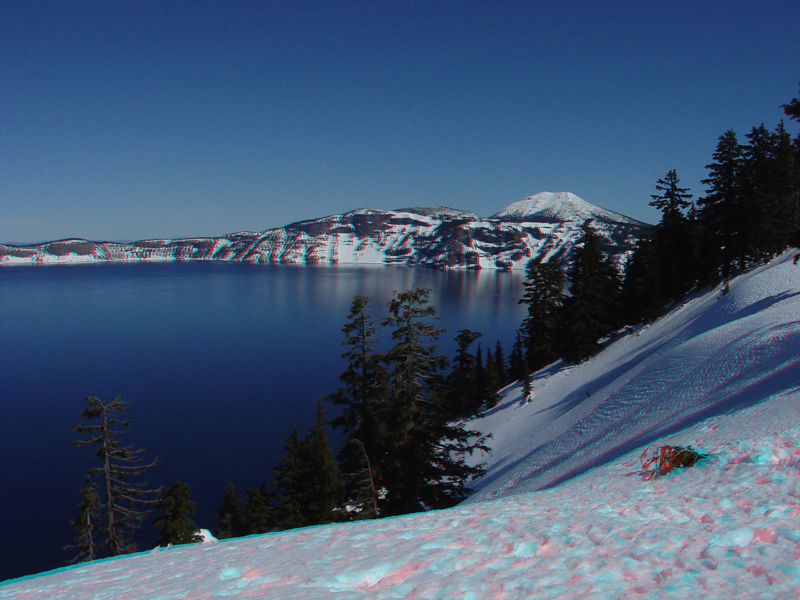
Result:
[0, 262, 527, 581]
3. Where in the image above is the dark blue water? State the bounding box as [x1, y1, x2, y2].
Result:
[0, 262, 526, 581]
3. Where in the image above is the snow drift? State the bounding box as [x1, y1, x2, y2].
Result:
[1, 251, 798, 599]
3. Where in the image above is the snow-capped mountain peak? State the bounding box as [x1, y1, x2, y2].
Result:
[491, 191, 645, 225]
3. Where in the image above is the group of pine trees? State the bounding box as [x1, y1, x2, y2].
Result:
[66, 289, 499, 562]
[518, 83, 800, 375]
[214, 288, 495, 539]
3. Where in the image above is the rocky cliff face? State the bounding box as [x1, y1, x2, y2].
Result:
[0, 193, 651, 270]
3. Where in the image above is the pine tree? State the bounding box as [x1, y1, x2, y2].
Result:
[619, 238, 663, 324]
[649, 170, 696, 300]
[271, 427, 307, 530]
[271, 402, 340, 530]
[483, 352, 501, 408]
[214, 480, 246, 539]
[245, 482, 274, 535]
[153, 481, 202, 547]
[64, 476, 102, 564]
[781, 81, 800, 122]
[507, 331, 525, 383]
[328, 295, 387, 518]
[699, 130, 744, 280]
[441, 329, 483, 418]
[559, 225, 621, 363]
[518, 257, 564, 371]
[303, 399, 341, 526]
[380, 287, 489, 515]
[72, 396, 161, 558]
[649, 169, 692, 218]
[493, 340, 507, 388]
[740, 123, 800, 259]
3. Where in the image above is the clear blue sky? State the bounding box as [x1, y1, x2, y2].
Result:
[2, 0, 799, 244]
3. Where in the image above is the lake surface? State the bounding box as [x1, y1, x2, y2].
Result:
[0, 262, 527, 581]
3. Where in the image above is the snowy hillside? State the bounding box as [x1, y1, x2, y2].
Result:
[0, 193, 648, 270]
[491, 191, 645, 225]
[2, 251, 799, 599]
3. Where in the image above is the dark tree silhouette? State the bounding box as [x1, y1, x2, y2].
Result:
[71, 395, 161, 558]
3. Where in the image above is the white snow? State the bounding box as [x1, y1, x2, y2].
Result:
[2, 251, 799, 599]
[492, 191, 646, 225]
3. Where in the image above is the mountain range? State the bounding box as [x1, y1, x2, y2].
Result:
[0, 192, 650, 270]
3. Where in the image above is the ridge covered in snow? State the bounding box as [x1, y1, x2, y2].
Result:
[491, 191, 646, 225]
[0, 193, 649, 271]
[2, 251, 798, 598]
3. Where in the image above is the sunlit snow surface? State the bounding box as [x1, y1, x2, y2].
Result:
[2, 252, 799, 599]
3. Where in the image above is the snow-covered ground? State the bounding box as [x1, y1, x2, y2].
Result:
[2, 251, 799, 599]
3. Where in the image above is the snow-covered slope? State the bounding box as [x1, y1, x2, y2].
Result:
[0, 194, 649, 271]
[491, 191, 645, 225]
[2, 252, 798, 599]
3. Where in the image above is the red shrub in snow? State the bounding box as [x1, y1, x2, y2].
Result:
[640, 445, 709, 480]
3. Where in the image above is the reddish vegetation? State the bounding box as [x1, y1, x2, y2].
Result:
[640, 445, 709, 480]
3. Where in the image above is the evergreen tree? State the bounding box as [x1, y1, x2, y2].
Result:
[699, 130, 744, 279]
[649, 169, 692, 218]
[441, 329, 483, 418]
[303, 399, 341, 526]
[473, 344, 487, 399]
[782, 81, 800, 122]
[483, 351, 501, 408]
[380, 287, 489, 515]
[214, 480, 246, 539]
[649, 170, 696, 300]
[493, 340, 507, 388]
[741, 123, 800, 259]
[245, 482, 274, 535]
[153, 481, 202, 547]
[328, 295, 387, 518]
[518, 257, 564, 371]
[559, 225, 621, 363]
[272, 401, 340, 529]
[507, 331, 525, 383]
[64, 476, 102, 564]
[72, 396, 161, 558]
[619, 237, 663, 324]
[271, 427, 308, 530]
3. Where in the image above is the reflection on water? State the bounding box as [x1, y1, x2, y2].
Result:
[0, 262, 527, 581]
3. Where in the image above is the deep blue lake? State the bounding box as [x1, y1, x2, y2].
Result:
[0, 262, 527, 581]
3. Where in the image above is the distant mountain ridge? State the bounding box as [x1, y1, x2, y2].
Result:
[0, 192, 651, 270]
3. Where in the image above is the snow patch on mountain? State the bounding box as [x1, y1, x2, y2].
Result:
[0, 193, 650, 270]
[492, 191, 647, 225]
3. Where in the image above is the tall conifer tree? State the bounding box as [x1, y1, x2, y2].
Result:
[518, 257, 564, 370]
[649, 170, 696, 300]
[699, 130, 744, 279]
[559, 225, 621, 363]
[244, 482, 274, 535]
[380, 288, 488, 515]
[214, 480, 246, 539]
[72, 396, 161, 558]
[328, 295, 387, 517]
